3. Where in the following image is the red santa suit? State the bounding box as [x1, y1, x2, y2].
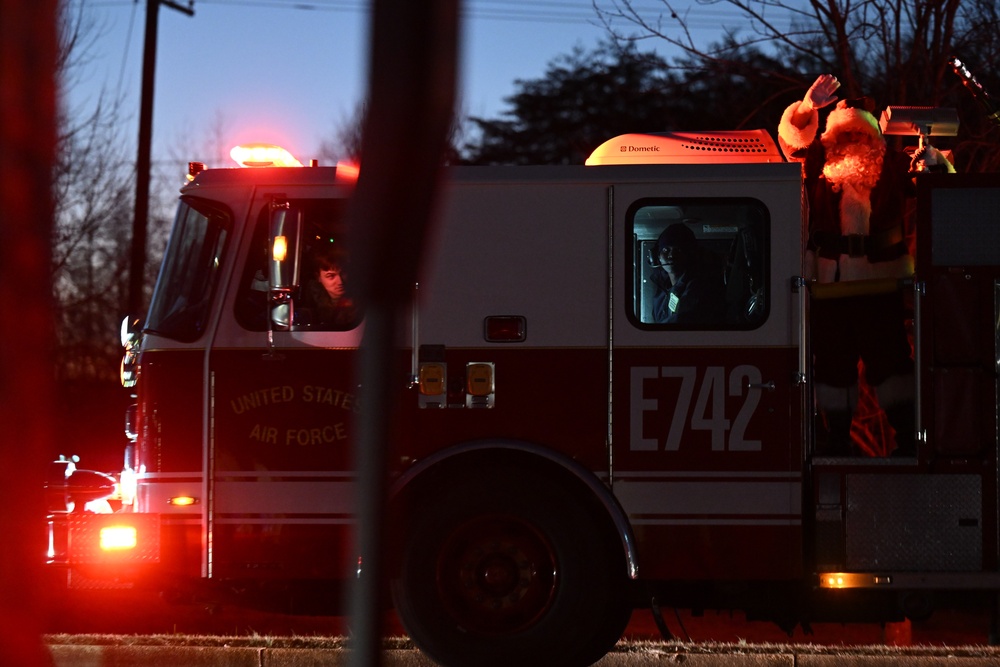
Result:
[778, 96, 924, 456]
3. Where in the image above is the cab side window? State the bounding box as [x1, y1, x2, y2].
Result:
[235, 199, 360, 332]
[630, 199, 768, 329]
[295, 239, 360, 331]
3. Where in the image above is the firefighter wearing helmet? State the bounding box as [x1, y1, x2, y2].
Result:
[778, 74, 953, 457]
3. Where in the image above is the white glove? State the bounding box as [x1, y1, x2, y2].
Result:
[803, 74, 840, 112]
[910, 144, 955, 173]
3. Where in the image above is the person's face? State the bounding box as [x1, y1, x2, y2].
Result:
[659, 244, 688, 272]
[837, 130, 868, 144]
[835, 129, 875, 149]
[319, 266, 345, 299]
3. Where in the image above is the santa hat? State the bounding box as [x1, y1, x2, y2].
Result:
[821, 98, 884, 149]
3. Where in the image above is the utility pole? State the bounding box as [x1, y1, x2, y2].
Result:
[128, 0, 194, 318]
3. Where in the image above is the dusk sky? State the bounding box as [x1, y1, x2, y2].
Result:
[66, 1, 771, 170]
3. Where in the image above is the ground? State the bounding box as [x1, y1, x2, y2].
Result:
[42, 585, 995, 647]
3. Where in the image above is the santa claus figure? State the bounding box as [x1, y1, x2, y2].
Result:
[778, 74, 953, 456]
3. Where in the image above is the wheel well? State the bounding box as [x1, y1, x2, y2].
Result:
[387, 447, 633, 580]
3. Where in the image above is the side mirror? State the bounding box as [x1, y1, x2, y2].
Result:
[268, 200, 302, 291]
[120, 316, 140, 347]
[268, 200, 304, 332]
[120, 316, 141, 388]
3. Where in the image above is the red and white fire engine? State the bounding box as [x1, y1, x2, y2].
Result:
[46, 126, 1000, 666]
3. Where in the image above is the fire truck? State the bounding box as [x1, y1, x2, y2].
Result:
[46, 128, 1000, 666]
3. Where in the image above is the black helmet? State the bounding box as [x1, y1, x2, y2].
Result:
[657, 223, 696, 253]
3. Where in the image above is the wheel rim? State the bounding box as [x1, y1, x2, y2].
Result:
[435, 512, 557, 635]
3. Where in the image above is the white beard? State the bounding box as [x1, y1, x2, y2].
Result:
[822, 141, 884, 192]
[817, 139, 912, 282]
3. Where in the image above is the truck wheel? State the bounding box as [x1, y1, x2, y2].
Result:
[392, 463, 631, 667]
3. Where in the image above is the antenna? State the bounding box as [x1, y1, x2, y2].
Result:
[949, 56, 1000, 126]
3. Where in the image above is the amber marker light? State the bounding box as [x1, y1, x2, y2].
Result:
[418, 362, 446, 396]
[167, 496, 199, 506]
[466, 363, 494, 396]
[273, 235, 288, 262]
[818, 572, 888, 588]
[100, 525, 138, 551]
[230, 143, 303, 168]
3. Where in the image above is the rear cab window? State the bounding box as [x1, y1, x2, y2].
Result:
[628, 198, 769, 330]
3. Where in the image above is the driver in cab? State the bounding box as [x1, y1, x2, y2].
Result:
[650, 223, 726, 325]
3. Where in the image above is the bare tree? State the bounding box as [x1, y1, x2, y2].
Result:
[52, 92, 134, 380]
[319, 100, 467, 166]
[47, 1, 161, 474]
[594, 0, 1000, 170]
[318, 102, 368, 165]
[168, 110, 238, 170]
[54, 4, 145, 382]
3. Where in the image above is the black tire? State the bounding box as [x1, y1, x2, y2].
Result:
[392, 460, 631, 667]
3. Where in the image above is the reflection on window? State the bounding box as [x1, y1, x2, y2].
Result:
[630, 199, 768, 329]
[235, 199, 361, 332]
[145, 197, 230, 342]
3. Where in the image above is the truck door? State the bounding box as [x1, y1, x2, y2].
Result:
[610, 169, 806, 583]
[207, 192, 363, 583]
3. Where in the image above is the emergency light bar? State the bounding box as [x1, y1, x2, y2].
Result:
[231, 143, 303, 168]
[586, 130, 783, 165]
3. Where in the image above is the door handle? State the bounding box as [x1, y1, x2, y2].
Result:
[747, 380, 775, 391]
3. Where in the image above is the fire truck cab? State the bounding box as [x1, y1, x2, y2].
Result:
[46, 133, 1000, 667]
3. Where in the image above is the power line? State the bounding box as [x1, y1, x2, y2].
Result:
[197, 0, 598, 23]
[66, 0, 774, 30]
[114, 0, 140, 100]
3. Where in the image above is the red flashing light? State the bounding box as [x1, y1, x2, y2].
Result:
[231, 143, 303, 168]
[187, 161, 206, 180]
[336, 160, 360, 182]
[100, 525, 137, 551]
[484, 316, 526, 342]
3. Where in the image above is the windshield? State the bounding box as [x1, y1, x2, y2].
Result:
[145, 197, 231, 341]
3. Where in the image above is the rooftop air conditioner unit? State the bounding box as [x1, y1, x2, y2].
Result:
[585, 130, 783, 165]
